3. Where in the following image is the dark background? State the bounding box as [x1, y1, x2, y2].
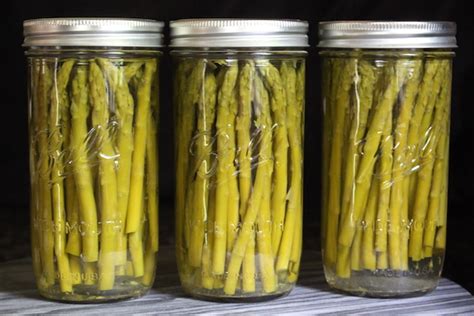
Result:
[3, 0, 473, 294]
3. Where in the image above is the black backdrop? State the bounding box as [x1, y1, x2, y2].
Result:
[3, 0, 473, 293]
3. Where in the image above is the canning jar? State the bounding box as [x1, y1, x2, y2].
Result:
[24, 18, 162, 302]
[319, 21, 457, 297]
[170, 19, 308, 301]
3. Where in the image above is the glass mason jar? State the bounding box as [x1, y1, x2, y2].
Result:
[319, 21, 457, 297]
[170, 19, 308, 301]
[23, 18, 163, 302]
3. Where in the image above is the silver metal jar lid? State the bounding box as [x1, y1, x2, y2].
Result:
[23, 18, 164, 48]
[318, 21, 457, 49]
[170, 19, 309, 48]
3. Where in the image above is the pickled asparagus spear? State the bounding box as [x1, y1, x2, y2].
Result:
[350, 223, 363, 271]
[70, 66, 99, 263]
[49, 60, 75, 292]
[383, 59, 423, 270]
[423, 125, 448, 251]
[339, 59, 377, 274]
[65, 191, 81, 257]
[325, 59, 354, 271]
[361, 171, 379, 271]
[404, 60, 440, 218]
[375, 102, 396, 270]
[418, 62, 448, 144]
[212, 63, 238, 275]
[277, 61, 301, 274]
[89, 62, 118, 290]
[99, 59, 140, 266]
[69, 255, 82, 285]
[201, 184, 216, 289]
[242, 234, 256, 292]
[409, 62, 450, 261]
[236, 62, 256, 292]
[83, 262, 98, 285]
[189, 70, 217, 267]
[125, 62, 145, 82]
[226, 88, 240, 253]
[147, 73, 160, 253]
[129, 197, 146, 277]
[288, 63, 305, 282]
[223, 73, 273, 295]
[435, 115, 450, 251]
[273, 61, 291, 256]
[142, 237, 156, 286]
[36, 62, 55, 285]
[341, 60, 377, 232]
[259, 63, 289, 268]
[176, 61, 203, 267]
[61, 65, 82, 260]
[367, 110, 393, 271]
[126, 60, 157, 233]
[236, 62, 254, 226]
[257, 165, 277, 293]
[255, 72, 276, 291]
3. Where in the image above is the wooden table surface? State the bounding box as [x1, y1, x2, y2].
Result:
[1, 248, 473, 315]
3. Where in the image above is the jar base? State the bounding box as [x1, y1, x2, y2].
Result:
[37, 276, 150, 303]
[325, 270, 439, 298]
[182, 282, 294, 303]
[186, 290, 290, 303]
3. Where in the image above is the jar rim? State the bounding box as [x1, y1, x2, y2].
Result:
[170, 19, 309, 48]
[318, 21, 457, 49]
[23, 18, 164, 48]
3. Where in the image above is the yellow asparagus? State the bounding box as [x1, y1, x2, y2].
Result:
[189, 69, 217, 267]
[212, 63, 238, 275]
[70, 66, 99, 263]
[146, 74, 160, 253]
[49, 60, 75, 292]
[423, 126, 448, 251]
[236, 62, 256, 292]
[277, 61, 302, 274]
[126, 59, 157, 233]
[386, 59, 423, 270]
[341, 59, 377, 236]
[201, 183, 216, 289]
[36, 61, 55, 285]
[176, 60, 203, 269]
[337, 61, 406, 277]
[129, 192, 146, 277]
[409, 62, 450, 261]
[287, 62, 305, 282]
[61, 64, 82, 259]
[142, 238, 157, 287]
[435, 123, 450, 251]
[259, 63, 289, 268]
[361, 166, 380, 271]
[326, 59, 355, 273]
[89, 62, 118, 290]
[226, 87, 240, 252]
[69, 255, 82, 285]
[257, 169, 277, 293]
[99, 59, 139, 266]
[223, 74, 272, 295]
